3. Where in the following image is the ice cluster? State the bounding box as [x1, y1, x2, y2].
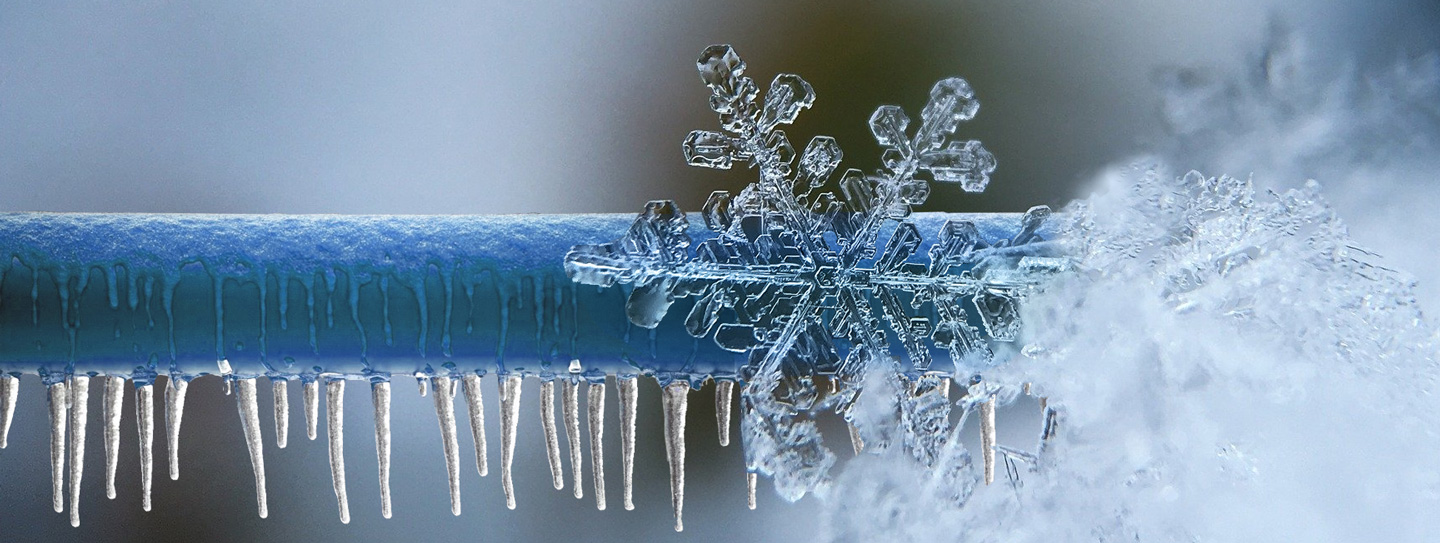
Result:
[823, 165, 1439, 541]
[565, 45, 1063, 510]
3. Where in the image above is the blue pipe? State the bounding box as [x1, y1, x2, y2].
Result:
[0, 211, 1047, 386]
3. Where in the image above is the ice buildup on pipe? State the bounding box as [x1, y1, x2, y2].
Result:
[0, 44, 1065, 527]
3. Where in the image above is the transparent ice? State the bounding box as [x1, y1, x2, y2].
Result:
[565, 45, 1062, 509]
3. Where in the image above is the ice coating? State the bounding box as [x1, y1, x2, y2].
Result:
[567, 44, 1060, 504]
[0, 44, 1071, 528]
[0, 211, 1040, 382]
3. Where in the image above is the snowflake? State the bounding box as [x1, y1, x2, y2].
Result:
[566, 44, 1056, 383]
[564, 45, 1061, 496]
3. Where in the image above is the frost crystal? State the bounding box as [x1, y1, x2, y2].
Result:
[565, 45, 1061, 500]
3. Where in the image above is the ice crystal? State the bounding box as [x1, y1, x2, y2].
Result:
[565, 45, 1062, 499]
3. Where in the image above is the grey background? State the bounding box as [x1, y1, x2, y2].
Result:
[1, 1, 1437, 541]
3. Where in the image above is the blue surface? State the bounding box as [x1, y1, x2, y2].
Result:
[0, 212, 1042, 384]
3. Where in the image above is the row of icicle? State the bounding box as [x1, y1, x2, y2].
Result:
[0, 367, 735, 532]
[0, 370, 1033, 531]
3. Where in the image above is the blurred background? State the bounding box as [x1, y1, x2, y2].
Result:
[0, 0, 1436, 541]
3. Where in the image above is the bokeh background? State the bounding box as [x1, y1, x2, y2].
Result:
[1, 1, 1437, 541]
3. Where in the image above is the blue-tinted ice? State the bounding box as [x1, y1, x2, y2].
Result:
[0, 45, 1069, 530]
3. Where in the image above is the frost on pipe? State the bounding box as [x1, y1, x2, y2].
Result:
[0, 45, 1067, 527]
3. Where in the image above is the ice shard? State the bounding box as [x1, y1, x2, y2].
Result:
[431, 376, 462, 516]
[304, 380, 318, 441]
[587, 381, 606, 510]
[716, 380, 733, 447]
[619, 376, 638, 511]
[540, 380, 564, 491]
[461, 374, 488, 477]
[1, 375, 17, 448]
[499, 374, 522, 510]
[68, 375, 90, 527]
[372, 380, 392, 519]
[136, 383, 155, 512]
[327, 379, 349, 524]
[273, 379, 289, 449]
[980, 394, 996, 485]
[49, 381, 67, 514]
[234, 378, 268, 518]
[747, 472, 757, 510]
[563, 379, 583, 499]
[165, 376, 187, 481]
[662, 381, 689, 532]
[102, 376, 124, 500]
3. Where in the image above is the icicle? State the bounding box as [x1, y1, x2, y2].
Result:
[618, 376, 637, 511]
[847, 422, 865, 455]
[715, 380, 733, 447]
[165, 376, 188, 481]
[540, 380, 564, 491]
[499, 374, 522, 510]
[587, 381, 606, 511]
[235, 378, 268, 518]
[662, 381, 690, 532]
[563, 379, 583, 499]
[461, 374, 487, 477]
[136, 383, 154, 512]
[0, 374, 16, 448]
[431, 376, 462, 516]
[273, 379, 288, 449]
[327, 379, 350, 524]
[304, 379, 318, 441]
[48, 381, 68, 514]
[103, 376, 124, 500]
[219, 359, 233, 395]
[372, 381, 392, 519]
[68, 375, 90, 527]
[746, 472, 757, 510]
[980, 394, 996, 485]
